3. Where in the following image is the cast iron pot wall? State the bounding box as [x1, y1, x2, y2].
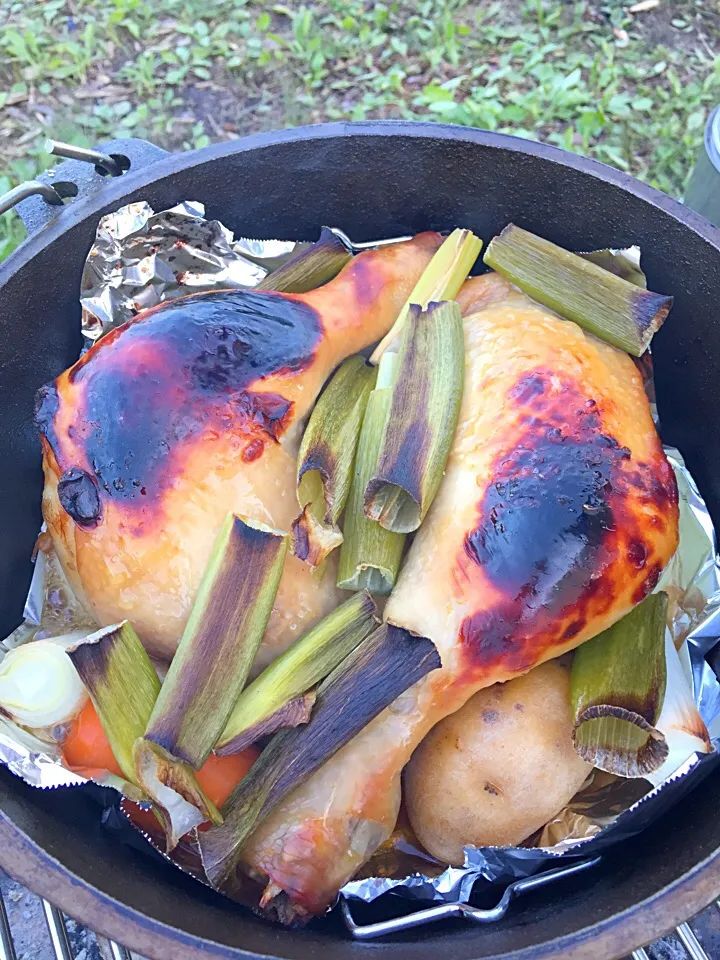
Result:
[0, 123, 718, 960]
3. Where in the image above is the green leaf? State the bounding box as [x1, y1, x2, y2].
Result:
[631, 97, 653, 112]
[687, 109, 706, 132]
[421, 84, 454, 103]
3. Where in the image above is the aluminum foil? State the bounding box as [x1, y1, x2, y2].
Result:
[79, 200, 300, 341]
[1, 207, 719, 926]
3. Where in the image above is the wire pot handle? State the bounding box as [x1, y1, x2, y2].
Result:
[0, 137, 168, 239]
[340, 855, 602, 940]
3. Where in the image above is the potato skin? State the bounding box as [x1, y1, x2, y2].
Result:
[403, 661, 592, 864]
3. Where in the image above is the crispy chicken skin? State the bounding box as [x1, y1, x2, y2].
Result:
[240, 273, 679, 921]
[35, 233, 443, 662]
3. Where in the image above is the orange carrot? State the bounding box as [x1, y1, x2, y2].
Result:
[63, 701, 260, 805]
[62, 700, 124, 779]
[196, 748, 259, 808]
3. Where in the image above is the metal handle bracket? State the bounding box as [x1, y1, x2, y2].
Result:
[5, 138, 169, 238]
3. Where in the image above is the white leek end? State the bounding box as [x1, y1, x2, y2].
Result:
[0, 639, 88, 728]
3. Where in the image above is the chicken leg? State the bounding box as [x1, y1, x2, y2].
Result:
[239, 272, 679, 921]
[36, 233, 442, 662]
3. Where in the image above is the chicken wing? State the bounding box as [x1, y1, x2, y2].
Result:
[240, 272, 679, 921]
[36, 233, 442, 662]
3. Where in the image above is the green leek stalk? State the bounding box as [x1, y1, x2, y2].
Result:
[68, 622, 221, 847]
[340, 229, 480, 588]
[199, 623, 440, 890]
[257, 226, 352, 293]
[293, 357, 376, 567]
[364, 301, 464, 533]
[216, 591, 379, 754]
[484, 224, 673, 356]
[570, 593, 670, 777]
[336, 353, 405, 594]
[144, 514, 287, 770]
[370, 228, 482, 364]
[68, 622, 161, 783]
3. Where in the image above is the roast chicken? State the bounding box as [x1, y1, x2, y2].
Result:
[35, 233, 442, 663]
[239, 272, 679, 921]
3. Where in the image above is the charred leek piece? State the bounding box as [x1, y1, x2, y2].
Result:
[293, 356, 376, 567]
[133, 738, 222, 850]
[337, 354, 405, 594]
[219, 691, 317, 755]
[484, 225, 672, 356]
[364, 301, 464, 533]
[291, 505, 344, 569]
[68, 623, 219, 846]
[199, 623, 440, 889]
[216, 591, 378, 755]
[256, 226, 352, 293]
[145, 514, 287, 770]
[370, 228, 482, 364]
[0, 639, 88, 729]
[67, 622, 161, 782]
[571, 593, 669, 777]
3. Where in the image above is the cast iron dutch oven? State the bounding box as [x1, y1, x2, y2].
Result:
[0, 122, 719, 960]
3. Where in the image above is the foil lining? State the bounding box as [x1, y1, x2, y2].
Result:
[1, 203, 719, 923]
[79, 200, 300, 342]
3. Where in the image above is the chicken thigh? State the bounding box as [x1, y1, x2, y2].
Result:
[36, 233, 442, 662]
[238, 272, 679, 921]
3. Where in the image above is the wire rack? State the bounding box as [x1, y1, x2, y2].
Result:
[0, 881, 716, 960]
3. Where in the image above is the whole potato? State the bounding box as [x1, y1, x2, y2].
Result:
[403, 661, 592, 864]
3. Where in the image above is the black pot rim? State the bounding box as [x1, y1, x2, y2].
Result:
[2, 121, 720, 289]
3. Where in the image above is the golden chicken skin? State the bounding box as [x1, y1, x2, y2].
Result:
[239, 273, 679, 922]
[35, 233, 443, 662]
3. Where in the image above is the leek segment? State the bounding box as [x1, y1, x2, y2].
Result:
[257, 226, 352, 293]
[337, 354, 405, 594]
[68, 622, 161, 783]
[68, 622, 220, 849]
[571, 593, 669, 777]
[293, 356, 376, 567]
[216, 591, 378, 754]
[484, 224, 672, 356]
[364, 301, 464, 533]
[144, 514, 287, 770]
[370, 228, 482, 364]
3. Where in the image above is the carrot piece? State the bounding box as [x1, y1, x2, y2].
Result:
[63, 701, 259, 810]
[196, 747, 260, 809]
[62, 700, 123, 778]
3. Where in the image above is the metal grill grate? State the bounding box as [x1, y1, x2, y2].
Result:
[0, 879, 716, 960]
[0, 882, 134, 960]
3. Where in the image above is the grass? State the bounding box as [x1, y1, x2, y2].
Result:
[0, 0, 718, 261]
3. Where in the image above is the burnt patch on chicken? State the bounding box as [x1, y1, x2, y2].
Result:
[458, 369, 672, 674]
[627, 539, 648, 569]
[508, 371, 547, 404]
[34, 383, 61, 451]
[348, 255, 380, 311]
[40, 290, 320, 506]
[57, 467, 102, 527]
[464, 378, 624, 605]
[632, 561, 663, 604]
